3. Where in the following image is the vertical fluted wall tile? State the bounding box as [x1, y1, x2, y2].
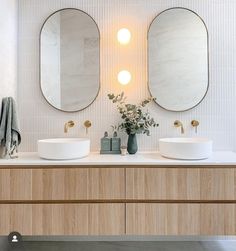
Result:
[0, 0, 18, 106]
[18, 0, 236, 152]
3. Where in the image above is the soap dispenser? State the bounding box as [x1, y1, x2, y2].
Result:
[111, 131, 121, 154]
[100, 132, 111, 154]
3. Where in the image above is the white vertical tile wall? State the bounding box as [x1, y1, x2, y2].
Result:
[0, 0, 18, 105]
[18, 0, 236, 152]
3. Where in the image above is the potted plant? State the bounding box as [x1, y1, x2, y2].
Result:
[108, 92, 158, 154]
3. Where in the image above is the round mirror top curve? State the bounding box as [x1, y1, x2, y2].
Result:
[40, 8, 100, 112]
[148, 8, 209, 112]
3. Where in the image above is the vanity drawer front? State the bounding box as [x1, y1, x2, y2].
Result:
[32, 168, 125, 200]
[126, 203, 236, 235]
[0, 169, 32, 200]
[126, 168, 236, 200]
[0, 168, 125, 200]
[0, 203, 125, 235]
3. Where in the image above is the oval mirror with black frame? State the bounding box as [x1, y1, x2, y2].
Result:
[40, 8, 100, 112]
[148, 8, 209, 112]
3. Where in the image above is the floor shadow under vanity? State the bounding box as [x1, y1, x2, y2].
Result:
[1, 236, 236, 251]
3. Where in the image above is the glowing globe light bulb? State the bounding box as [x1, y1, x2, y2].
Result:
[118, 70, 131, 85]
[117, 28, 131, 44]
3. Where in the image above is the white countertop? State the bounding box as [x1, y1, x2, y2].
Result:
[0, 151, 236, 166]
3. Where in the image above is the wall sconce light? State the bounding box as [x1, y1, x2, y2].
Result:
[117, 28, 131, 44]
[118, 70, 131, 85]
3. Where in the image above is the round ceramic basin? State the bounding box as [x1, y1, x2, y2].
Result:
[159, 137, 212, 160]
[38, 138, 90, 160]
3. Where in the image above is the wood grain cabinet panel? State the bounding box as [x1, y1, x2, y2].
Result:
[32, 168, 88, 200]
[200, 204, 236, 235]
[0, 167, 125, 201]
[200, 168, 236, 200]
[0, 169, 32, 200]
[126, 168, 236, 200]
[32, 168, 125, 200]
[126, 203, 236, 235]
[88, 204, 125, 235]
[87, 168, 125, 200]
[0, 204, 125, 235]
[0, 204, 32, 235]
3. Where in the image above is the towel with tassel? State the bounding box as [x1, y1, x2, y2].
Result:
[0, 97, 21, 157]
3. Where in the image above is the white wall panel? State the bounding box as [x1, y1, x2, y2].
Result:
[18, 0, 236, 152]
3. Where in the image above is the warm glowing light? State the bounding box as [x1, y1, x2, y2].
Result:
[117, 28, 131, 44]
[118, 70, 131, 85]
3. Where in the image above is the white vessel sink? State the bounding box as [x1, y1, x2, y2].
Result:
[38, 138, 90, 160]
[159, 137, 212, 160]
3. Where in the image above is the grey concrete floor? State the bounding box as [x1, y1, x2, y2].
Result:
[1, 239, 236, 251]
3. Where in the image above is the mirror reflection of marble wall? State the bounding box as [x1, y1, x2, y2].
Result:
[40, 9, 100, 112]
[148, 8, 208, 111]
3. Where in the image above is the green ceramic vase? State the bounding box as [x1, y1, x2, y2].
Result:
[127, 134, 138, 154]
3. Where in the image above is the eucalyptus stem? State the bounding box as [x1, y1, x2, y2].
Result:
[108, 93, 159, 136]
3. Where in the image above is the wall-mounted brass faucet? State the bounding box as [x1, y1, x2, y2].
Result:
[84, 120, 92, 135]
[174, 120, 184, 134]
[64, 120, 75, 133]
[191, 120, 199, 133]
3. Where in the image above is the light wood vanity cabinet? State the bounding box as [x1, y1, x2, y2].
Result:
[0, 165, 235, 235]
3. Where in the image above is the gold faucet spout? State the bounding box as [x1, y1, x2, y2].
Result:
[64, 120, 75, 133]
[174, 120, 184, 134]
